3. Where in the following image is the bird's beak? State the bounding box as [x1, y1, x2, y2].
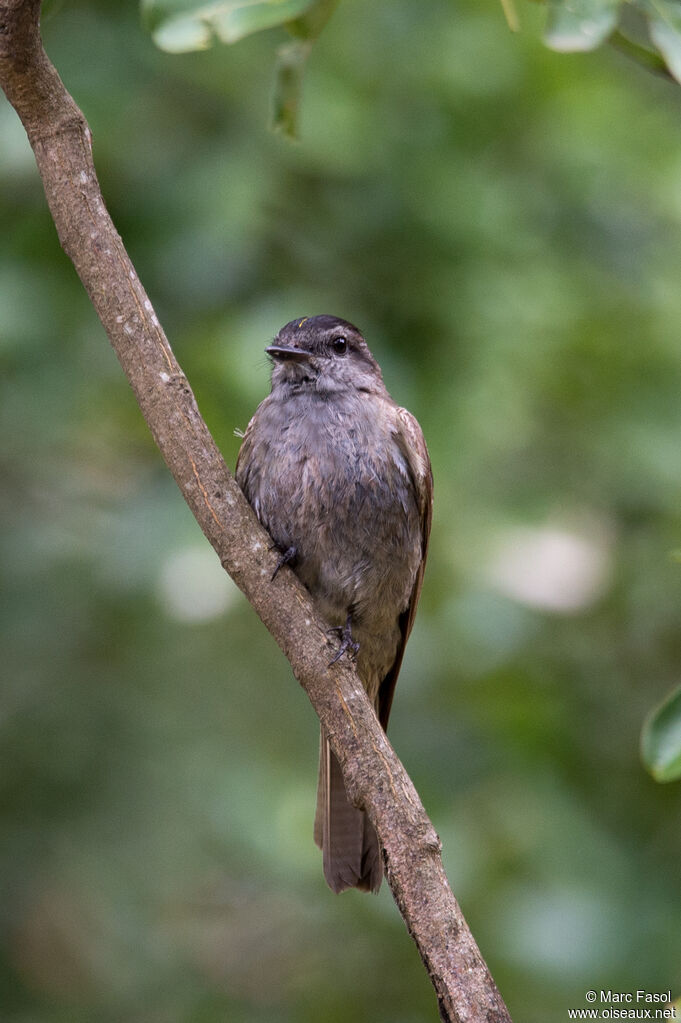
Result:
[266, 344, 310, 362]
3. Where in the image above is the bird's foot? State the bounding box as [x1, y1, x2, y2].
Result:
[328, 614, 360, 666]
[271, 544, 297, 581]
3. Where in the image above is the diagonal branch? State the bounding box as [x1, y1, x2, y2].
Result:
[0, 4, 512, 1020]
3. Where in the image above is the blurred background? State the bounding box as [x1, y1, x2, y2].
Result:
[2, 0, 681, 1020]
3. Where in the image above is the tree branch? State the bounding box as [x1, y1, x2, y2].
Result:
[0, 4, 512, 1020]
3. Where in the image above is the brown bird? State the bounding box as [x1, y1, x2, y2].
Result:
[236, 315, 432, 892]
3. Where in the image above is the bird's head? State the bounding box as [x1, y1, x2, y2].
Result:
[267, 315, 385, 397]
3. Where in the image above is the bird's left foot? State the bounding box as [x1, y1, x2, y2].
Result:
[328, 614, 360, 666]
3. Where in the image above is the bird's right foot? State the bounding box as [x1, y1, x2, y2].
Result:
[328, 614, 360, 666]
[271, 545, 298, 581]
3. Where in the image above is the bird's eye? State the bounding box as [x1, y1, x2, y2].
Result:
[331, 336, 347, 355]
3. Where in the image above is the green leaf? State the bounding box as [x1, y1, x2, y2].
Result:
[648, 0, 681, 83]
[641, 684, 681, 783]
[142, 0, 318, 53]
[544, 0, 621, 52]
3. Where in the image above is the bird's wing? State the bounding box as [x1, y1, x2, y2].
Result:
[234, 406, 264, 512]
[377, 405, 433, 729]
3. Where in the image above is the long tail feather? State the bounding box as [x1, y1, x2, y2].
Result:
[314, 729, 383, 893]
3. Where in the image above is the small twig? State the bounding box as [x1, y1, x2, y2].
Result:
[608, 29, 675, 81]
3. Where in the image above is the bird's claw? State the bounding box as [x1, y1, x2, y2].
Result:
[328, 616, 360, 666]
[271, 545, 297, 581]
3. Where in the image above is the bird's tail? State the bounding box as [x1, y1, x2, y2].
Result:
[313, 729, 383, 893]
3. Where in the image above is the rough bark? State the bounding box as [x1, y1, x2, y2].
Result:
[0, 4, 512, 1020]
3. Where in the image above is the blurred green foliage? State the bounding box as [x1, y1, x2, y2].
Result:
[143, 0, 681, 135]
[2, 1, 681, 1021]
[142, 0, 340, 136]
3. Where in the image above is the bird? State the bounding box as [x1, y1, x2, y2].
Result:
[235, 315, 432, 892]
